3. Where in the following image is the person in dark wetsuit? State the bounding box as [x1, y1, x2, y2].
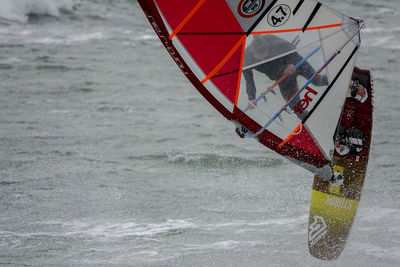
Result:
[243, 34, 329, 112]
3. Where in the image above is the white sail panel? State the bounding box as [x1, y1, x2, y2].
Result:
[306, 47, 358, 158]
[250, 0, 342, 34]
[236, 0, 360, 159]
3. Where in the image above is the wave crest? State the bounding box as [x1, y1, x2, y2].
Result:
[132, 152, 284, 169]
[0, 0, 73, 24]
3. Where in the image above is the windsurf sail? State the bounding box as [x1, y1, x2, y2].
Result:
[138, 0, 362, 175]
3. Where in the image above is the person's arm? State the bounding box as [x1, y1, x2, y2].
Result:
[243, 69, 258, 109]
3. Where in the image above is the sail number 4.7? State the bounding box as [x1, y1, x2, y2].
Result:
[267, 4, 291, 27]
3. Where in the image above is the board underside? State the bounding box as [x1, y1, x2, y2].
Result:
[308, 68, 373, 260]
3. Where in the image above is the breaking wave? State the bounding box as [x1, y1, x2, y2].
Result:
[131, 152, 284, 169]
[0, 0, 73, 24]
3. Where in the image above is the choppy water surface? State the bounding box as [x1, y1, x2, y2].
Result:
[0, 0, 399, 266]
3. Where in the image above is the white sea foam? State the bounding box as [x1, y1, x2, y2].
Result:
[185, 240, 262, 250]
[358, 208, 398, 223]
[364, 27, 400, 34]
[29, 216, 308, 240]
[207, 213, 308, 229]
[0, 0, 73, 24]
[167, 152, 202, 163]
[385, 44, 400, 51]
[31, 31, 107, 45]
[138, 34, 158, 41]
[363, 34, 399, 50]
[34, 219, 197, 238]
[350, 241, 400, 260]
[377, 7, 398, 16]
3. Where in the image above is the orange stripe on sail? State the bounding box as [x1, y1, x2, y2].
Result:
[234, 38, 247, 106]
[278, 123, 303, 147]
[202, 35, 246, 84]
[251, 23, 342, 35]
[307, 23, 342, 31]
[169, 0, 207, 40]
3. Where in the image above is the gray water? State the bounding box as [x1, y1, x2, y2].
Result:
[0, 0, 399, 266]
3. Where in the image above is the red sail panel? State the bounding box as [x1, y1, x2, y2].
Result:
[155, 0, 244, 34]
[288, 126, 326, 158]
[177, 34, 243, 79]
[210, 42, 245, 103]
[177, 1, 243, 34]
[155, 0, 200, 32]
[233, 106, 329, 168]
[156, 0, 245, 104]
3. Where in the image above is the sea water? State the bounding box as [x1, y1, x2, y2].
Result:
[0, 0, 399, 266]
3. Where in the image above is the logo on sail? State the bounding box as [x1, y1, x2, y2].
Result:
[238, 0, 265, 18]
[294, 86, 318, 115]
[309, 215, 328, 247]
